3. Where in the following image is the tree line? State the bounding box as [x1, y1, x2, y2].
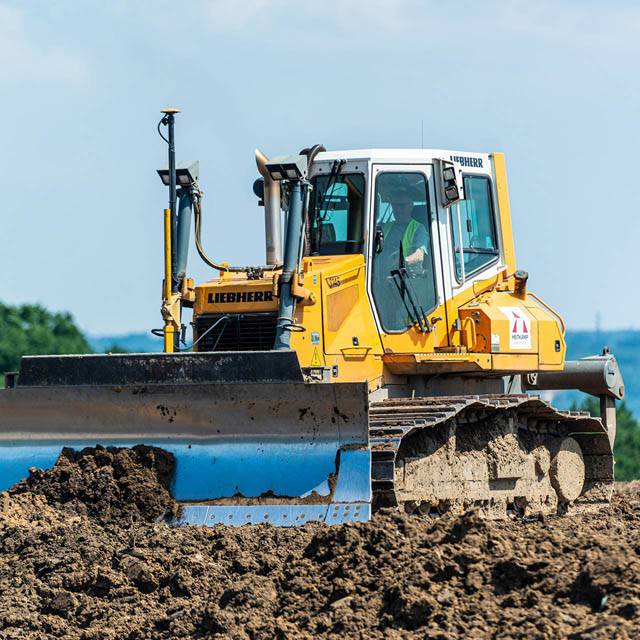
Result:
[0, 302, 91, 382]
[573, 397, 640, 482]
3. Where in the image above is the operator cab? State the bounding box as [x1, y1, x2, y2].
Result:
[306, 149, 504, 339]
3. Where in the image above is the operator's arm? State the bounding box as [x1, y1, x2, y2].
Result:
[405, 225, 428, 264]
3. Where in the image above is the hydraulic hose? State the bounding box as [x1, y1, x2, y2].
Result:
[299, 144, 325, 254]
[193, 145, 324, 274]
[192, 190, 282, 273]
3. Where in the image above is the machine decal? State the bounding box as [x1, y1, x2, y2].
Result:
[311, 347, 322, 367]
[326, 276, 342, 289]
[499, 307, 531, 350]
[449, 155, 483, 168]
[207, 291, 274, 303]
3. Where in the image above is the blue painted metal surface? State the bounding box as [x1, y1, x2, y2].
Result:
[0, 378, 371, 526]
[178, 449, 371, 526]
[274, 181, 306, 350]
[0, 441, 370, 526]
[175, 189, 192, 281]
[1, 440, 328, 497]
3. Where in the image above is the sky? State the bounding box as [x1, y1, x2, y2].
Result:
[0, 0, 638, 336]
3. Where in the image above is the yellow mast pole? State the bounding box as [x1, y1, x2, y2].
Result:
[163, 207, 175, 353]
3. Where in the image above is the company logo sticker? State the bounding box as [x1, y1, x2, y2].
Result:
[499, 307, 532, 350]
[449, 155, 484, 168]
[207, 291, 273, 304]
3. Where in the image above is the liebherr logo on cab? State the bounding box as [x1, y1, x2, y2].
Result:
[450, 155, 483, 168]
[208, 291, 274, 304]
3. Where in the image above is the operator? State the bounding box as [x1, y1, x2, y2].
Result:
[380, 186, 428, 271]
[374, 184, 431, 330]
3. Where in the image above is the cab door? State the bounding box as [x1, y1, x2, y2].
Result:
[367, 164, 448, 354]
[437, 164, 505, 349]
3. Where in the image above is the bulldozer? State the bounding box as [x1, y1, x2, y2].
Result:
[0, 109, 625, 526]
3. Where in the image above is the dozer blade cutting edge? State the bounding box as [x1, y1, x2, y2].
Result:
[0, 351, 371, 526]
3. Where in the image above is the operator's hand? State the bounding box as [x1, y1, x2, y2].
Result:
[405, 248, 425, 265]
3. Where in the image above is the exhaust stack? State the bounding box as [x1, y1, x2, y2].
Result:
[255, 149, 283, 266]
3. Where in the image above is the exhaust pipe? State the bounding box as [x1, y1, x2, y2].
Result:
[255, 149, 282, 266]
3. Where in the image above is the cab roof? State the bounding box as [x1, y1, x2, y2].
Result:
[313, 148, 493, 164]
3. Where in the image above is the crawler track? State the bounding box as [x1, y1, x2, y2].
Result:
[369, 394, 614, 518]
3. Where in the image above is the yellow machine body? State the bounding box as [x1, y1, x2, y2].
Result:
[192, 151, 565, 392]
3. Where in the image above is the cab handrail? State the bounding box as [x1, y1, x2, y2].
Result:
[529, 292, 566, 336]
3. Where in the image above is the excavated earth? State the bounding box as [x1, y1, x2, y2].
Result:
[0, 446, 639, 639]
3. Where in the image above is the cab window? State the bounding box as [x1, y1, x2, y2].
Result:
[371, 172, 436, 332]
[308, 173, 365, 255]
[450, 175, 499, 280]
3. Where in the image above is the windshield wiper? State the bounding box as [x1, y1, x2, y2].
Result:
[316, 159, 345, 218]
[390, 243, 431, 333]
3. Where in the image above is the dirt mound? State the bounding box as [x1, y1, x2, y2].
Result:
[8, 445, 180, 524]
[0, 451, 639, 639]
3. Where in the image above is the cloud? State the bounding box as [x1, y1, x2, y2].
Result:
[199, 0, 640, 53]
[0, 3, 87, 83]
[496, 1, 640, 50]
[201, 0, 422, 37]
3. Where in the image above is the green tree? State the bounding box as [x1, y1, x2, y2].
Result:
[572, 396, 640, 481]
[0, 302, 92, 383]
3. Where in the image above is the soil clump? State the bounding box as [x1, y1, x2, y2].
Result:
[8, 445, 180, 525]
[0, 448, 638, 639]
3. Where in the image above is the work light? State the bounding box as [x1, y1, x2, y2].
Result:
[157, 160, 199, 187]
[265, 154, 308, 182]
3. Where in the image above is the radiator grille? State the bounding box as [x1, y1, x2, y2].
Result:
[195, 313, 278, 352]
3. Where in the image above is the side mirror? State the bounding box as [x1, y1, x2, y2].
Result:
[375, 226, 385, 254]
[253, 178, 265, 205]
[435, 159, 464, 208]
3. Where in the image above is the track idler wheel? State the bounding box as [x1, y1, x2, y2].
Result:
[550, 437, 585, 503]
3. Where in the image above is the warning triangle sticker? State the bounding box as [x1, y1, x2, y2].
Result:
[311, 347, 322, 367]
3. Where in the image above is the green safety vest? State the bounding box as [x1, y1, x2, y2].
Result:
[383, 219, 422, 257]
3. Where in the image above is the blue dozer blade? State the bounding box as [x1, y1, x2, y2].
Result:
[0, 375, 372, 526]
[0, 441, 372, 526]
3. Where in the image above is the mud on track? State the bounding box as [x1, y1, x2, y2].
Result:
[0, 446, 639, 639]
